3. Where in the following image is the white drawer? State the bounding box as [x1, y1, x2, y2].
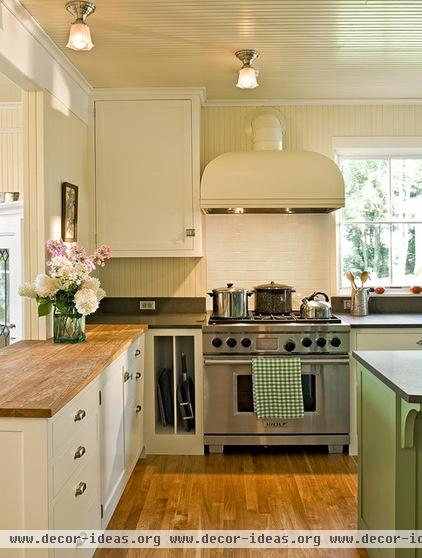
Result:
[52, 413, 98, 498]
[51, 451, 100, 530]
[356, 331, 422, 350]
[52, 382, 98, 458]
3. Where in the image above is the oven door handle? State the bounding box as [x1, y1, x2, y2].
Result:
[204, 358, 348, 366]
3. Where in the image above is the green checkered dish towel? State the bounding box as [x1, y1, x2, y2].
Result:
[252, 357, 304, 419]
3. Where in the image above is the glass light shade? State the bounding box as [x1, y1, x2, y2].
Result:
[236, 66, 259, 89]
[66, 21, 94, 51]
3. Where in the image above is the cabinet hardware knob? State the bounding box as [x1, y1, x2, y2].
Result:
[74, 409, 86, 422]
[74, 446, 86, 460]
[136, 405, 142, 414]
[135, 349, 141, 357]
[135, 372, 142, 380]
[123, 370, 130, 382]
[75, 481, 87, 497]
[417, 340, 422, 345]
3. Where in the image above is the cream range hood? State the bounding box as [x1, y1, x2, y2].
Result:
[200, 111, 345, 214]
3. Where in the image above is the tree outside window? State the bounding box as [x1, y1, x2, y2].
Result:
[338, 157, 422, 289]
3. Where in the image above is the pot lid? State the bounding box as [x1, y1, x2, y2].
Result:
[211, 282, 248, 293]
[254, 281, 294, 291]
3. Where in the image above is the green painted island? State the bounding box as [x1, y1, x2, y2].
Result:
[353, 350, 422, 558]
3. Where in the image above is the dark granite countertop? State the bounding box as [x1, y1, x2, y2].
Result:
[337, 313, 422, 327]
[88, 312, 207, 329]
[353, 350, 422, 403]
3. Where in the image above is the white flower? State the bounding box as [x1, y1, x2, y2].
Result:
[34, 274, 59, 298]
[82, 277, 101, 293]
[18, 282, 37, 298]
[74, 288, 99, 316]
[96, 287, 106, 302]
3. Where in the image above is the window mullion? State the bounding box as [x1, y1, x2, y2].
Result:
[389, 157, 393, 285]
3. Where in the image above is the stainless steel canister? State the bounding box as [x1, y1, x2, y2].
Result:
[350, 288, 369, 317]
[208, 283, 254, 319]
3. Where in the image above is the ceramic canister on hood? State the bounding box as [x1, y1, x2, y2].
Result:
[254, 281, 296, 314]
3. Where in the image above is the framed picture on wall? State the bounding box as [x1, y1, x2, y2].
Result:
[61, 182, 78, 243]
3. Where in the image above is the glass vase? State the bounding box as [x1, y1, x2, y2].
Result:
[53, 306, 86, 344]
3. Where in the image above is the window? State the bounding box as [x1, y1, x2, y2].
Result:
[338, 156, 422, 289]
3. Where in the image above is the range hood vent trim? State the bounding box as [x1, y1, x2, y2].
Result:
[200, 149, 345, 214]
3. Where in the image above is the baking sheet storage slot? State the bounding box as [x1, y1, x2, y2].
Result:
[154, 336, 174, 434]
[146, 329, 203, 455]
[175, 336, 196, 435]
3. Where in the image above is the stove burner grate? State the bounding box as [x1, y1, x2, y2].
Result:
[208, 311, 342, 325]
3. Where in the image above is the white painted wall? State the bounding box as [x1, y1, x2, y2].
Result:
[43, 91, 91, 249]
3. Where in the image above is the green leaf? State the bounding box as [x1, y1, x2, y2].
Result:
[37, 297, 52, 317]
[55, 300, 70, 314]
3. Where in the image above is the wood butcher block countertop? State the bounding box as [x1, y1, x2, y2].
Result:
[0, 324, 148, 418]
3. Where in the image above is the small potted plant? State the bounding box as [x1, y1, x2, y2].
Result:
[19, 240, 111, 343]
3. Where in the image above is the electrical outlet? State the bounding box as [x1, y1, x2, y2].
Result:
[343, 300, 351, 310]
[139, 300, 156, 311]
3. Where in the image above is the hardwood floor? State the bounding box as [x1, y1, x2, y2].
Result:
[95, 447, 367, 558]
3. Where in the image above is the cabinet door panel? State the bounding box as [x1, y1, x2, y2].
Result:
[99, 356, 125, 515]
[95, 100, 194, 255]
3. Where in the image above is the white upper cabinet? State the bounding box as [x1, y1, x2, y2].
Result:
[93, 90, 204, 257]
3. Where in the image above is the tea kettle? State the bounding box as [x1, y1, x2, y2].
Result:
[300, 292, 332, 319]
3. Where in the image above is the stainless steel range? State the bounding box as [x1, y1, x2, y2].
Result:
[203, 312, 350, 453]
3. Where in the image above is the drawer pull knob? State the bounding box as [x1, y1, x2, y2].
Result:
[75, 482, 87, 497]
[74, 446, 86, 460]
[417, 340, 422, 345]
[135, 372, 142, 380]
[74, 409, 86, 422]
[136, 405, 142, 414]
[124, 371, 130, 382]
[135, 349, 141, 357]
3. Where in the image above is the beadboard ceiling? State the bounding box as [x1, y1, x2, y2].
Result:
[20, 0, 422, 100]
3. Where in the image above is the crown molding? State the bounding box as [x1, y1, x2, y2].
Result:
[204, 98, 422, 107]
[92, 87, 207, 104]
[0, 102, 22, 109]
[1, 0, 92, 96]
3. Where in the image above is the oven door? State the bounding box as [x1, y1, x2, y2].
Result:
[203, 356, 349, 435]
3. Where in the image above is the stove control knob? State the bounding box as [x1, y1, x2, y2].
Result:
[284, 340, 296, 352]
[330, 337, 342, 347]
[241, 338, 252, 348]
[316, 337, 327, 348]
[226, 337, 237, 348]
[302, 337, 313, 348]
[212, 337, 223, 348]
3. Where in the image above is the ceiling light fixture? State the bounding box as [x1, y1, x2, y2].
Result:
[235, 49, 259, 89]
[65, 1, 96, 51]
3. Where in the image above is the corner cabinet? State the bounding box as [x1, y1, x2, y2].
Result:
[92, 89, 205, 257]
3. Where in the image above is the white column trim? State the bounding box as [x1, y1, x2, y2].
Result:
[22, 91, 46, 340]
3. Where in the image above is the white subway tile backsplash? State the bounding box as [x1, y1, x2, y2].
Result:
[206, 214, 331, 310]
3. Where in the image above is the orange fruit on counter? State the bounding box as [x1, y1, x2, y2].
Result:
[410, 286, 422, 294]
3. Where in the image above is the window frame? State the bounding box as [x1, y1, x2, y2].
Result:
[332, 138, 422, 295]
